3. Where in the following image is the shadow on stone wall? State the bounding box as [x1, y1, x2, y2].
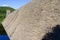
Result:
[42, 25, 60, 40]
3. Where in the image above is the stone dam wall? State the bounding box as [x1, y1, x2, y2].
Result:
[2, 0, 60, 40]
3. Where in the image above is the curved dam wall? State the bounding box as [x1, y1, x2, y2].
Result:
[2, 0, 60, 40]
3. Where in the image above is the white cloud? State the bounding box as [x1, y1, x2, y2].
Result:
[1, 4, 9, 6]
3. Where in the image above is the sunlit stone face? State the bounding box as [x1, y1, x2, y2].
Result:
[2, 0, 60, 40]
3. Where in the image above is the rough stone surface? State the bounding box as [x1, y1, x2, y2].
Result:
[2, 0, 60, 40]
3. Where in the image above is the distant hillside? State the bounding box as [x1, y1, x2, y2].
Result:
[0, 6, 15, 22]
[0, 6, 15, 14]
[0, 6, 15, 35]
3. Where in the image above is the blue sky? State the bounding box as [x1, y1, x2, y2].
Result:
[0, 0, 31, 9]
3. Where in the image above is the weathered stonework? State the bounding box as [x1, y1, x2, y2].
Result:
[2, 0, 60, 40]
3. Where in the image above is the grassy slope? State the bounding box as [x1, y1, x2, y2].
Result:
[0, 6, 15, 35]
